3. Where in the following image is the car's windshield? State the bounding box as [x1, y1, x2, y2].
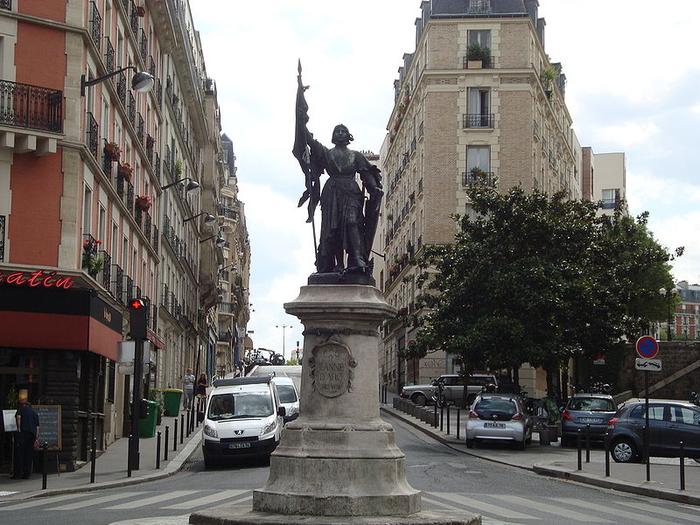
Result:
[276, 384, 298, 404]
[475, 397, 517, 415]
[207, 391, 273, 420]
[567, 398, 615, 412]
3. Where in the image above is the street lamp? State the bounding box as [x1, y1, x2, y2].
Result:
[184, 211, 216, 224]
[161, 177, 200, 192]
[276, 324, 291, 361]
[659, 286, 679, 341]
[81, 66, 154, 96]
[201, 233, 225, 248]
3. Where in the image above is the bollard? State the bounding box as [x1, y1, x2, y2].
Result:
[644, 425, 650, 482]
[604, 432, 610, 477]
[42, 442, 48, 490]
[433, 403, 438, 428]
[173, 419, 178, 452]
[680, 441, 685, 491]
[90, 437, 97, 483]
[446, 405, 451, 435]
[127, 434, 132, 478]
[440, 405, 444, 432]
[180, 413, 185, 444]
[577, 428, 582, 471]
[457, 408, 461, 440]
[156, 431, 161, 470]
[186, 410, 191, 437]
[164, 426, 169, 461]
[585, 424, 591, 463]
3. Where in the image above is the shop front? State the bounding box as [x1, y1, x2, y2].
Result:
[0, 267, 123, 472]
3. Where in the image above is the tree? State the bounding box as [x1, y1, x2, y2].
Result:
[415, 186, 678, 399]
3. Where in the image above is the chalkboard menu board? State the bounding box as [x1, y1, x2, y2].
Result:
[34, 405, 62, 450]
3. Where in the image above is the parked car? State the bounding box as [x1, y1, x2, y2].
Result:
[465, 393, 532, 450]
[201, 376, 286, 468]
[400, 373, 498, 407]
[560, 393, 617, 447]
[271, 375, 300, 423]
[605, 399, 700, 463]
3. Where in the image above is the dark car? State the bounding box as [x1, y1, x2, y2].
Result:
[560, 393, 617, 447]
[605, 399, 700, 463]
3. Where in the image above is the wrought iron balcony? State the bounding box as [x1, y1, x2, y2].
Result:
[152, 224, 159, 254]
[100, 250, 111, 290]
[128, 91, 136, 127]
[146, 133, 154, 163]
[161, 283, 170, 310]
[104, 37, 115, 73]
[463, 113, 494, 129]
[112, 263, 124, 300]
[116, 70, 127, 107]
[155, 78, 162, 110]
[129, 0, 139, 36]
[148, 55, 156, 78]
[85, 112, 99, 160]
[139, 29, 148, 62]
[462, 170, 496, 187]
[0, 0, 11, 10]
[0, 80, 63, 132]
[136, 112, 144, 144]
[126, 180, 134, 212]
[89, 1, 102, 51]
[0, 215, 5, 262]
[124, 275, 133, 304]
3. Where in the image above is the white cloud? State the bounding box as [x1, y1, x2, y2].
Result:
[647, 211, 700, 285]
[691, 103, 700, 114]
[593, 121, 659, 149]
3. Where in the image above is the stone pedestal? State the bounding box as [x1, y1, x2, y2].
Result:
[190, 285, 479, 525]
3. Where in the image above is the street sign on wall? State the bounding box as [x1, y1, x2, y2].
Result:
[635, 358, 662, 372]
[635, 335, 659, 359]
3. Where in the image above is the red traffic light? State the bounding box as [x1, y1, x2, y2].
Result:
[129, 298, 145, 310]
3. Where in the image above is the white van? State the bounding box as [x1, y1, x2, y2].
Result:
[201, 376, 285, 467]
[271, 375, 300, 423]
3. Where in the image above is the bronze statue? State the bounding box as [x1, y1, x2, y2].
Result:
[293, 62, 382, 282]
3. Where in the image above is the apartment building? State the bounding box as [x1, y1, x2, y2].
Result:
[0, 0, 248, 471]
[581, 148, 627, 214]
[379, 0, 581, 391]
[655, 281, 700, 342]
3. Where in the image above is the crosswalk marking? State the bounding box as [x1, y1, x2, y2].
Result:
[493, 495, 612, 523]
[210, 494, 252, 510]
[553, 498, 682, 525]
[162, 489, 249, 510]
[423, 495, 513, 525]
[0, 492, 89, 511]
[50, 492, 141, 511]
[432, 492, 535, 520]
[616, 499, 700, 523]
[105, 490, 199, 510]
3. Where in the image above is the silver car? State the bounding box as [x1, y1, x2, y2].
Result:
[466, 394, 532, 450]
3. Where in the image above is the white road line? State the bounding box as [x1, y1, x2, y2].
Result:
[494, 495, 612, 523]
[210, 494, 252, 509]
[162, 489, 249, 510]
[50, 492, 142, 511]
[0, 492, 91, 511]
[553, 498, 681, 525]
[105, 490, 199, 510]
[616, 500, 700, 522]
[432, 492, 536, 520]
[422, 495, 515, 525]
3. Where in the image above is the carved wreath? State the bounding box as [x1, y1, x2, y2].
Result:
[308, 337, 357, 398]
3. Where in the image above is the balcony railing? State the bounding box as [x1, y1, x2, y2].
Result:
[116, 70, 127, 107]
[112, 263, 124, 300]
[0, 215, 5, 262]
[462, 170, 496, 187]
[161, 283, 170, 311]
[463, 113, 494, 129]
[146, 134, 154, 163]
[218, 205, 237, 220]
[0, 80, 63, 132]
[104, 37, 115, 73]
[89, 1, 102, 51]
[129, 0, 139, 36]
[155, 78, 162, 110]
[148, 55, 156, 78]
[136, 113, 144, 144]
[0, 0, 11, 10]
[139, 29, 148, 62]
[128, 91, 136, 127]
[85, 112, 99, 160]
[152, 224, 159, 254]
[100, 251, 111, 291]
[219, 302, 237, 315]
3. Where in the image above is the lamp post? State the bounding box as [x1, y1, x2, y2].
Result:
[161, 177, 200, 192]
[81, 66, 154, 97]
[275, 324, 291, 361]
[659, 287, 679, 341]
[184, 211, 216, 224]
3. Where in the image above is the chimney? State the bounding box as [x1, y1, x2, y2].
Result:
[537, 17, 546, 48]
[524, 0, 539, 27]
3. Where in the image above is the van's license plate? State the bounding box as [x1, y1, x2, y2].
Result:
[228, 442, 251, 449]
[484, 422, 506, 429]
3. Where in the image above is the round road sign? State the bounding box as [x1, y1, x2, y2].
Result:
[636, 335, 659, 359]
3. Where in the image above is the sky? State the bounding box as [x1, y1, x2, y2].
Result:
[189, 0, 700, 360]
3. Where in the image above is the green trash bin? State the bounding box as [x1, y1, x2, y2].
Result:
[138, 400, 158, 438]
[162, 388, 183, 416]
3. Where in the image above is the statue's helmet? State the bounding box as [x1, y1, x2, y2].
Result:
[331, 124, 354, 145]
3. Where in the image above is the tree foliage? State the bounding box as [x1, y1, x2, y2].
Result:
[414, 187, 678, 391]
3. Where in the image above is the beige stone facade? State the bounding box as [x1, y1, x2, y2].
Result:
[379, 3, 580, 393]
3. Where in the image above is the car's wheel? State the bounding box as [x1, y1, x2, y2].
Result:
[560, 436, 574, 448]
[611, 438, 638, 463]
[515, 435, 526, 450]
[466, 439, 475, 449]
[413, 393, 428, 406]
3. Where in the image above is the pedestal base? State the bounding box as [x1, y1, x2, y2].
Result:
[189, 504, 481, 525]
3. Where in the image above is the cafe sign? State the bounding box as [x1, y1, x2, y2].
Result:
[0, 269, 75, 289]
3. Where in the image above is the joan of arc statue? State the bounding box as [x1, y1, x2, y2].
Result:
[293, 62, 383, 281]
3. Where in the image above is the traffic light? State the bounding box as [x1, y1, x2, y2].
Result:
[128, 298, 147, 339]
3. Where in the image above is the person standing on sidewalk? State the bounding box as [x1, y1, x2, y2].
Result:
[183, 368, 195, 409]
[13, 390, 40, 479]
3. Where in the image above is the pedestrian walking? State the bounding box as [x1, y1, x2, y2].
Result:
[182, 368, 195, 409]
[13, 390, 40, 479]
[196, 373, 208, 398]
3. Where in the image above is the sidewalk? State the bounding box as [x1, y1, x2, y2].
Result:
[381, 400, 700, 506]
[0, 409, 202, 502]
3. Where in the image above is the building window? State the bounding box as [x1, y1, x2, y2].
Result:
[468, 30, 491, 49]
[111, 223, 118, 260]
[467, 145, 491, 172]
[83, 185, 93, 235]
[98, 205, 106, 243]
[601, 188, 619, 209]
[467, 88, 492, 127]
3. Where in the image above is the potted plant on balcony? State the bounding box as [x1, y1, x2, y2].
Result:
[469, 166, 488, 182]
[104, 141, 120, 162]
[135, 195, 152, 212]
[119, 162, 133, 181]
[541, 65, 557, 99]
[136, 5, 146, 17]
[82, 238, 103, 278]
[467, 44, 490, 69]
[175, 159, 183, 178]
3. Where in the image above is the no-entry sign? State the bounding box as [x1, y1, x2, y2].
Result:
[636, 335, 659, 359]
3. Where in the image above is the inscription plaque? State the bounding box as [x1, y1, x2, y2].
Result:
[309, 339, 357, 398]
